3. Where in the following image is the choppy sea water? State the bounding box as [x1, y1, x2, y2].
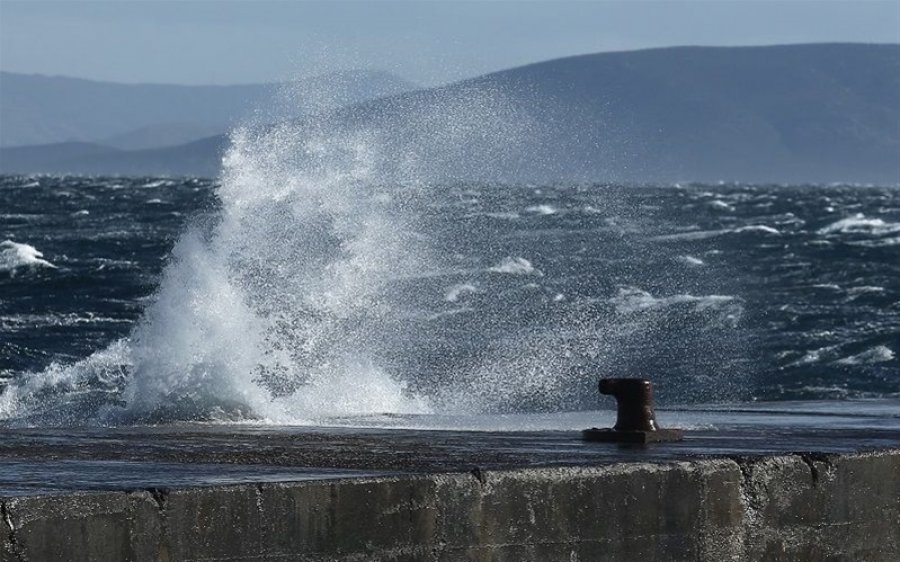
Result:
[1, 174, 898, 426]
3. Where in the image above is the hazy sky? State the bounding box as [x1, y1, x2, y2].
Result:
[1, 0, 898, 86]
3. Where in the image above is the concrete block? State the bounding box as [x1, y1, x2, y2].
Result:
[0, 450, 896, 561]
[0, 492, 150, 562]
[743, 451, 900, 562]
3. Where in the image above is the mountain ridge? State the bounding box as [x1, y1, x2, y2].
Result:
[2, 44, 898, 183]
[0, 69, 418, 148]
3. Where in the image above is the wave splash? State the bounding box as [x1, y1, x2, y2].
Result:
[1, 240, 56, 274]
[1, 85, 541, 425]
[121, 124, 437, 423]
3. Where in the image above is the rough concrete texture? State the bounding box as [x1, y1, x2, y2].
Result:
[1, 449, 898, 562]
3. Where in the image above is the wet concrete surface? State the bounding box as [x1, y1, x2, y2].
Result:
[0, 401, 897, 495]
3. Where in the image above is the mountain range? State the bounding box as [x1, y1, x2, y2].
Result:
[1, 44, 898, 184]
[0, 70, 417, 148]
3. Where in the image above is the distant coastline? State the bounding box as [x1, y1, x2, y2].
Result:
[2, 43, 898, 184]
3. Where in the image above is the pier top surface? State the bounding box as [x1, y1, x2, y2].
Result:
[1, 400, 898, 496]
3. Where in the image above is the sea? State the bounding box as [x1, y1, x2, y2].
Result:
[2, 164, 898, 428]
[2, 108, 900, 430]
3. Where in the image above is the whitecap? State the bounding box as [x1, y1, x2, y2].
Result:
[610, 287, 739, 314]
[652, 229, 727, 242]
[525, 204, 557, 215]
[817, 213, 900, 236]
[708, 200, 735, 211]
[835, 346, 895, 365]
[847, 286, 885, 296]
[846, 236, 900, 248]
[141, 180, 170, 189]
[489, 257, 541, 275]
[0, 240, 57, 273]
[733, 225, 780, 235]
[444, 283, 478, 302]
[677, 255, 705, 266]
[787, 345, 841, 367]
[653, 225, 778, 241]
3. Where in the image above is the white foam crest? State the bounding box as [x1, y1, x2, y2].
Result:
[652, 225, 779, 241]
[676, 255, 705, 266]
[708, 200, 735, 211]
[846, 236, 900, 248]
[0, 341, 130, 423]
[817, 213, 900, 236]
[525, 204, 557, 215]
[835, 346, 895, 366]
[489, 257, 541, 275]
[444, 283, 479, 303]
[733, 225, 780, 235]
[786, 345, 841, 367]
[846, 286, 886, 302]
[610, 287, 740, 315]
[0, 240, 56, 274]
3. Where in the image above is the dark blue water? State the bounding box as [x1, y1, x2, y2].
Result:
[1, 175, 898, 426]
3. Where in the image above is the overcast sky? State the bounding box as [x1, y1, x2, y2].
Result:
[1, 0, 898, 86]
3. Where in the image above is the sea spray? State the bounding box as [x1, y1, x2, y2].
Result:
[0, 83, 549, 424]
[116, 117, 444, 422]
[0, 79, 766, 426]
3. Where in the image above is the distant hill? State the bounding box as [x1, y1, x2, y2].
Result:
[2, 44, 898, 184]
[0, 70, 417, 148]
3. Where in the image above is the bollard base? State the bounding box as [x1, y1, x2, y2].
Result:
[582, 427, 684, 443]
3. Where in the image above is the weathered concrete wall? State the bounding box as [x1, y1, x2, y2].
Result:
[2, 449, 898, 562]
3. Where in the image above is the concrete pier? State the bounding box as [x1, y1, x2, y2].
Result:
[1, 403, 898, 561]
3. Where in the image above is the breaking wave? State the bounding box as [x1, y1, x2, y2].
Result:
[1, 240, 56, 274]
[0, 83, 556, 425]
[817, 213, 900, 236]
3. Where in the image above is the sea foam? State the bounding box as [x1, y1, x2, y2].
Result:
[817, 213, 900, 236]
[489, 257, 540, 275]
[836, 346, 895, 366]
[0, 240, 56, 274]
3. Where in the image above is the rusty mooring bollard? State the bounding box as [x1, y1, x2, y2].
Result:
[582, 378, 683, 443]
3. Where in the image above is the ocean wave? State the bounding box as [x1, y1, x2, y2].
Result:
[525, 204, 557, 215]
[444, 283, 479, 302]
[817, 213, 900, 236]
[0, 240, 57, 274]
[733, 225, 781, 235]
[845, 286, 888, 302]
[676, 255, 705, 266]
[481, 211, 520, 220]
[707, 200, 735, 211]
[835, 346, 895, 366]
[1, 313, 123, 331]
[610, 287, 740, 314]
[787, 345, 841, 367]
[845, 236, 900, 248]
[846, 285, 885, 295]
[140, 180, 174, 189]
[489, 257, 541, 275]
[0, 213, 47, 222]
[653, 225, 780, 241]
